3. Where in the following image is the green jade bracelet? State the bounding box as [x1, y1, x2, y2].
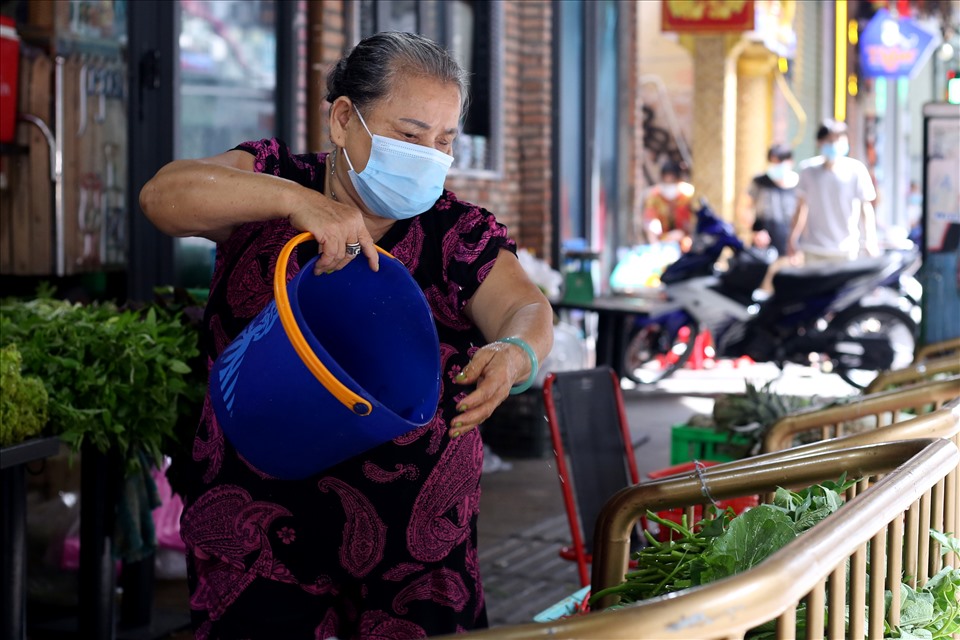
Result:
[496, 337, 539, 395]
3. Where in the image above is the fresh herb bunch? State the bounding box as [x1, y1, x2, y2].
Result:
[750, 531, 960, 639]
[590, 510, 732, 605]
[883, 530, 960, 640]
[148, 286, 208, 496]
[0, 288, 201, 475]
[0, 343, 49, 446]
[591, 476, 855, 607]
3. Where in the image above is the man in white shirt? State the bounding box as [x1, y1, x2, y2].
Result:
[788, 119, 879, 265]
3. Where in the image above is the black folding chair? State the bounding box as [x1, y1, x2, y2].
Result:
[543, 367, 648, 587]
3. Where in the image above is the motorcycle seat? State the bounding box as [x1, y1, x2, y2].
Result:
[772, 254, 897, 300]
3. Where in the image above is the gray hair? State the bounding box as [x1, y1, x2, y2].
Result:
[326, 31, 469, 116]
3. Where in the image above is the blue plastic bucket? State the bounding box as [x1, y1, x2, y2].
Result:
[209, 233, 441, 479]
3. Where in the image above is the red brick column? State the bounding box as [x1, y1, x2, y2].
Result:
[307, 0, 347, 152]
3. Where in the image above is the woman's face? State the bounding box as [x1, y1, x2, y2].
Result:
[339, 74, 462, 174]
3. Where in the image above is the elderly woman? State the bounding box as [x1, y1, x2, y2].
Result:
[140, 32, 553, 639]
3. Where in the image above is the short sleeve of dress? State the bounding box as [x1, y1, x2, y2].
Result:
[445, 205, 517, 311]
[233, 138, 325, 191]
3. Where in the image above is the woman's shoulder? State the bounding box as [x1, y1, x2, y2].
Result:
[424, 190, 499, 230]
[414, 190, 515, 258]
[234, 138, 326, 184]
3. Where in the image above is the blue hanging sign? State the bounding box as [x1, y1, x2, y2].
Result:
[859, 9, 938, 78]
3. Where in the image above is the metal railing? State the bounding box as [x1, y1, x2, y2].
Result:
[866, 354, 960, 394]
[763, 377, 960, 452]
[714, 397, 959, 569]
[448, 439, 959, 639]
[914, 336, 960, 363]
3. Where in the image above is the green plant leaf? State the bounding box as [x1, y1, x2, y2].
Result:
[0, 292, 204, 477]
[168, 359, 191, 374]
[699, 505, 796, 583]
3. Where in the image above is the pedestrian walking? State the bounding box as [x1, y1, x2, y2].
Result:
[788, 119, 879, 265]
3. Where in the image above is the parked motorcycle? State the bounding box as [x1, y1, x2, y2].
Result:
[623, 203, 919, 389]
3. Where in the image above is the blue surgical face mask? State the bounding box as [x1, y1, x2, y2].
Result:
[342, 105, 454, 220]
[822, 139, 849, 161]
[767, 162, 788, 181]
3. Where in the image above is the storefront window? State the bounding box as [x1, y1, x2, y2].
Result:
[177, 0, 277, 161]
[556, 0, 586, 244]
[551, 0, 622, 279]
[358, 0, 503, 174]
[174, 0, 279, 288]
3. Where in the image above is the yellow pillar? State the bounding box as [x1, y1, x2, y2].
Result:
[691, 35, 733, 220]
[735, 44, 779, 234]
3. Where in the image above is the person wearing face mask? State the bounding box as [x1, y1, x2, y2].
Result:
[640, 160, 697, 251]
[787, 119, 879, 265]
[737, 144, 798, 256]
[140, 32, 553, 639]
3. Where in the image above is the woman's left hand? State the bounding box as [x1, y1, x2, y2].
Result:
[449, 341, 530, 438]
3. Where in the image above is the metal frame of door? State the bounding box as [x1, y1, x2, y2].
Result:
[126, 0, 298, 301]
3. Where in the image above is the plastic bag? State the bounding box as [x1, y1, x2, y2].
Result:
[533, 321, 588, 388]
[609, 243, 681, 293]
[517, 248, 564, 301]
[151, 461, 185, 552]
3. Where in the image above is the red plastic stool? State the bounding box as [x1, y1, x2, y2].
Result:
[646, 461, 759, 542]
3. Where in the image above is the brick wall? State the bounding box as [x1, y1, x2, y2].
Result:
[306, 0, 348, 152]
[306, 5, 678, 265]
[306, 1, 554, 259]
[446, 0, 553, 259]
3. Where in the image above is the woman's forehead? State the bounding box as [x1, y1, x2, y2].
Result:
[373, 75, 462, 123]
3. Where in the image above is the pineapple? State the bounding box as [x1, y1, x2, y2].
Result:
[712, 379, 815, 454]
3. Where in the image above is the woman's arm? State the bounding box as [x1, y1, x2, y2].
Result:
[139, 150, 379, 272]
[450, 250, 554, 437]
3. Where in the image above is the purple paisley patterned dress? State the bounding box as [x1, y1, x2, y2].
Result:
[180, 139, 516, 639]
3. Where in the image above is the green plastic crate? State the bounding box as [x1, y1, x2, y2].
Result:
[669, 423, 752, 465]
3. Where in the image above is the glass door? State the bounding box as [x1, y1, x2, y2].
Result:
[174, 0, 278, 288]
[177, 0, 277, 160]
[128, 0, 301, 299]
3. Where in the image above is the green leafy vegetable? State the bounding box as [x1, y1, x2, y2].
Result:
[770, 473, 854, 533]
[885, 561, 960, 639]
[695, 505, 796, 583]
[593, 478, 853, 608]
[0, 291, 203, 475]
[0, 343, 49, 446]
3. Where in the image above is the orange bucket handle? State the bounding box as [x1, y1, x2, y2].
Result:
[274, 233, 396, 417]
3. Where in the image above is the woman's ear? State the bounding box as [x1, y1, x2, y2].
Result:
[329, 97, 353, 147]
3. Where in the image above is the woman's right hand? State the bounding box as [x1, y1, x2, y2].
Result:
[287, 187, 380, 274]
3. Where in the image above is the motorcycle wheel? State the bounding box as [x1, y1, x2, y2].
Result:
[623, 320, 699, 385]
[830, 304, 918, 390]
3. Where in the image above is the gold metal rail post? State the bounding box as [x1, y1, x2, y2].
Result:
[914, 336, 960, 363]
[866, 354, 960, 394]
[763, 376, 960, 451]
[715, 397, 959, 566]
